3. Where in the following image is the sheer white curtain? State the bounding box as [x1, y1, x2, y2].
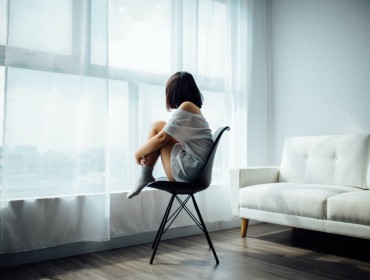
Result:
[0, 0, 110, 252]
[0, 0, 249, 253]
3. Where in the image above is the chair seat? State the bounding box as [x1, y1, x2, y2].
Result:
[147, 179, 209, 195]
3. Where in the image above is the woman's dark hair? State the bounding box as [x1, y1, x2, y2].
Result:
[165, 72, 203, 111]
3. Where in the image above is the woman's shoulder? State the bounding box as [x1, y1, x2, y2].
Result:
[179, 101, 201, 115]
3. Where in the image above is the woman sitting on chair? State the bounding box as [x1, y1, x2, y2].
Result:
[127, 71, 213, 199]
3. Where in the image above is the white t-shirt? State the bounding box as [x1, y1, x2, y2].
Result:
[163, 108, 213, 182]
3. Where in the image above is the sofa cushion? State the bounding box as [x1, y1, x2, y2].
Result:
[327, 191, 370, 226]
[279, 134, 370, 189]
[239, 183, 358, 219]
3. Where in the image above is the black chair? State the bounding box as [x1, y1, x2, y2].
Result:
[146, 126, 230, 265]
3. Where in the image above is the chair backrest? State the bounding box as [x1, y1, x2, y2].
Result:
[192, 126, 230, 191]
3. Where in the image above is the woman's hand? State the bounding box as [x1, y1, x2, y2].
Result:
[135, 151, 146, 165]
[139, 156, 146, 166]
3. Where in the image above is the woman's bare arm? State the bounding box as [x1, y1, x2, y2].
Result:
[134, 130, 173, 164]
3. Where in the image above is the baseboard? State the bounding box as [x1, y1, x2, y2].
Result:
[0, 218, 241, 268]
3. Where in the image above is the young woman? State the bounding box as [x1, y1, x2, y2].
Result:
[127, 72, 213, 199]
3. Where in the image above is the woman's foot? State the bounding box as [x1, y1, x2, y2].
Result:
[127, 166, 155, 199]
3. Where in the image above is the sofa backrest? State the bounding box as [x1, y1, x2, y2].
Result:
[279, 134, 370, 189]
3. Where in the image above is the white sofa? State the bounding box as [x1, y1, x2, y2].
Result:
[230, 134, 370, 239]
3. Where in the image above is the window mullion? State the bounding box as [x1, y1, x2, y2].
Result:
[72, 0, 91, 71]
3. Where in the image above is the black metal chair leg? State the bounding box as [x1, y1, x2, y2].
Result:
[150, 194, 175, 264]
[191, 194, 219, 265]
[152, 194, 175, 249]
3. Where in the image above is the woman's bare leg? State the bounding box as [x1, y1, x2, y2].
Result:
[160, 139, 176, 182]
[140, 120, 177, 181]
[139, 121, 164, 167]
[127, 121, 176, 198]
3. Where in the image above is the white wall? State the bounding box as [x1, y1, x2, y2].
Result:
[246, 0, 270, 166]
[269, 0, 370, 164]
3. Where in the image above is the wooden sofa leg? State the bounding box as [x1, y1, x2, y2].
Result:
[241, 218, 249, 238]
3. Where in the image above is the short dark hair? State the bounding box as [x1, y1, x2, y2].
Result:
[165, 72, 203, 111]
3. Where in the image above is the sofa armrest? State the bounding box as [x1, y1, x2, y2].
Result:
[229, 166, 280, 216]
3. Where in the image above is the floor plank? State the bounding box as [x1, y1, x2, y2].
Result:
[1, 223, 370, 280]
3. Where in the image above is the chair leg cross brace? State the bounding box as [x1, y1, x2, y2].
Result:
[151, 195, 191, 250]
[150, 194, 219, 265]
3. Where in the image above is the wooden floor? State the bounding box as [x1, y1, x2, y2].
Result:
[1, 223, 370, 280]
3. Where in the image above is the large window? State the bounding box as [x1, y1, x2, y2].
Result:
[0, 0, 233, 199]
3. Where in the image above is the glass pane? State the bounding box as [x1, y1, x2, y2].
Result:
[91, 0, 108, 65]
[0, 0, 6, 45]
[202, 90, 227, 133]
[8, 0, 73, 55]
[138, 83, 170, 179]
[202, 90, 228, 184]
[198, 1, 227, 79]
[109, 0, 172, 74]
[109, 80, 130, 191]
[3, 68, 107, 199]
[138, 84, 169, 142]
[182, 0, 198, 75]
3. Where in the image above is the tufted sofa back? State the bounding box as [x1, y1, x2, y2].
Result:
[279, 134, 370, 189]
